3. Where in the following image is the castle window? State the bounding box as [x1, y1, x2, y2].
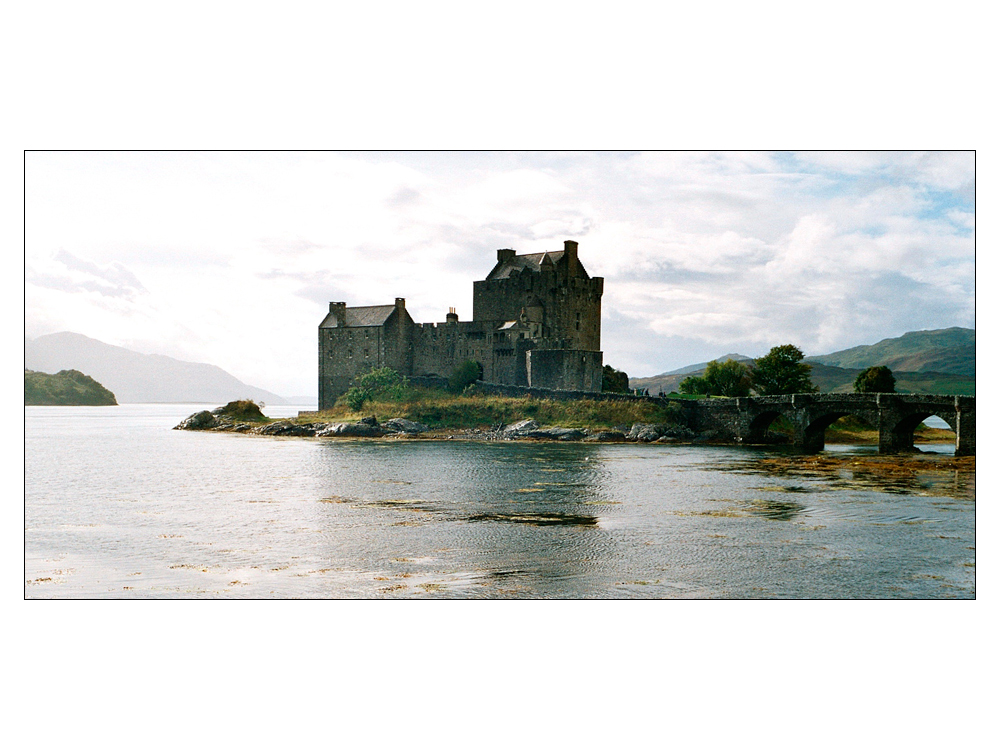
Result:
[575, 322, 580, 331]
[364, 349, 370, 358]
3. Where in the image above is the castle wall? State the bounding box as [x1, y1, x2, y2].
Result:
[472, 267, 602, 350]
[319, 242, 605, 408]
[319, 325, 387, 407]
[526, 349, 603, 391]
[318, 304, 413, 409]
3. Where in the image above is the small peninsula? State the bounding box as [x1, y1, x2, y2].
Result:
[24, 369, 118, 406]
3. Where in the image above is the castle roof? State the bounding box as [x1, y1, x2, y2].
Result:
[320, 304, 397, 328]
[486, 250, 590, 280]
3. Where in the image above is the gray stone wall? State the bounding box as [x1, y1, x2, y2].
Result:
[319, 242, 606, 408]
[526, 349, 602, 391]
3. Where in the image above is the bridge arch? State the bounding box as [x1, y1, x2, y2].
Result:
[801, 412, 877, 453]
[746, 410, 786, 444]
[882, 410, 956, 454]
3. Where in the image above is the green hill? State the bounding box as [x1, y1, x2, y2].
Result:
[630, 327, 976, 397]
[25, 369, 118, 406]
[808, 363, 975, 396]
[806, 327, 975, 377]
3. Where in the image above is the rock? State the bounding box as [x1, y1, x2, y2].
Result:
[627, 423, 662, 443]
[174, 410, 217, 430]
[655, 435, 678, 443]
[503, 419, 538, 435]
[584, 430, 626, 443]
[658, 425, 696, 440]
[315, 422, 383, 437]
[360, 415, 379, 427]
[255, 421, 316, 437]
[527, 427, 586, 441]
[383, 418, 429, 434]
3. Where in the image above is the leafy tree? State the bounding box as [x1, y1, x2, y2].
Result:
[678, 374, 710, 395]
[704, 359, 752, 397]
[854, 365, 896, 393]
[678, 359, 752, 397]
[602, 365, 630, 393]
[751, 345, 818, 395]
[449, 360, 482, 393]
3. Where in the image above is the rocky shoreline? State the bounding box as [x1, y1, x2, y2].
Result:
[173, 404, 957, 451]
[174, 407, 713, 444]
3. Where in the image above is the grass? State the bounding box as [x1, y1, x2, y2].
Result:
[299, 386, 682, 430]
[216, 399, 269, 422]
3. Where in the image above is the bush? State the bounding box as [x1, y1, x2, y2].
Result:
[215, 399, 267, 421]
[602, 365, 630, 393]
[340, 367, 410, 411]
[449, 360, 482, 393]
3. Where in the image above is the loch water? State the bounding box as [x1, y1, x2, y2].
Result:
[24, 404, 975, 599]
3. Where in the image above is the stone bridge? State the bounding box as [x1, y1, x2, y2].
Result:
[678, 393, 975, 455]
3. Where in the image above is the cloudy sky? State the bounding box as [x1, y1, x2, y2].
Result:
[24, 150, 975, 398]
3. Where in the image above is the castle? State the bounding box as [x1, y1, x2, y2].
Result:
[318, 240, 604, 409]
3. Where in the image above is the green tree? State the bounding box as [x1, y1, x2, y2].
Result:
[854, 365, 896, 393]
[449, 360, 482, 393]
[602, 365, 630, 393]
[751, 345, 818, 395]
[704, 359, 752, 397]
[678, 374, 710, 395]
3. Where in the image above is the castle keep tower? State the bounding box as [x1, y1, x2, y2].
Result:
[318, 240, 604, 409]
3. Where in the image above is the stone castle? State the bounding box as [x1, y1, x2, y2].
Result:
[318, 240, 604, 409]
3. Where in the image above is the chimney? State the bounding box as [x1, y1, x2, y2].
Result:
[564, 240, 579, 276]
[446, 306, 458, 324]
[497, 248, 516, 264]
[395, 297, 406, 311]
[329, 301, 347, 327]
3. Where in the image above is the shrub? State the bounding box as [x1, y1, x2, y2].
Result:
[448, 360, 482, 393]
[601, 365, 630, 393]
[216, 399, 267, 421]
[340, 367, 411, 411]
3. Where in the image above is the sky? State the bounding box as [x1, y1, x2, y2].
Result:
[24, 150, 974, 397]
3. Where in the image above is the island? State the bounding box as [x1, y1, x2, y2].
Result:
[24, 369, 118, 406]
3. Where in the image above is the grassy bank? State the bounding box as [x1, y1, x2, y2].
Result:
[301, 387, 682, 431]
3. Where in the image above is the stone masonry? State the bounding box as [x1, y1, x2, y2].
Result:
[318, 240, 604, 409]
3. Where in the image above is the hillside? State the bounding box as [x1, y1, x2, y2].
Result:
[806, 327, 975, 377]
[629, 354, 753, 394]
[24, 332, 287, 404]
[808, 363, 975, 396]
[630, 327, 975, 396]
[25, 369, 118, 406]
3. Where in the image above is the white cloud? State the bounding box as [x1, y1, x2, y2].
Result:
[24, 151, 975, 391]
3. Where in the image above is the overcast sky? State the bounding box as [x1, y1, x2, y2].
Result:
[24, 150, 975, 397]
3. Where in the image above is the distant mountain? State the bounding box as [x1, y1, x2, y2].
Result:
[630, 328, 975, 396]
[24, 332, 287, 404]
[629, 354, 753, 394]
[807, 363, 974, 396]
[806, 327, 975, 378]
[25, 369, 118, 406]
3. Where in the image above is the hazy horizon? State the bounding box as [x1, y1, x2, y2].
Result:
[25, 151, 975, 396]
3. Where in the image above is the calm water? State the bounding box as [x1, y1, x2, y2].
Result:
[24, 404, 975, 598]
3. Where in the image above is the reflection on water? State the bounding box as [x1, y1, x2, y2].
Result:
[25, 406, 975, 599]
